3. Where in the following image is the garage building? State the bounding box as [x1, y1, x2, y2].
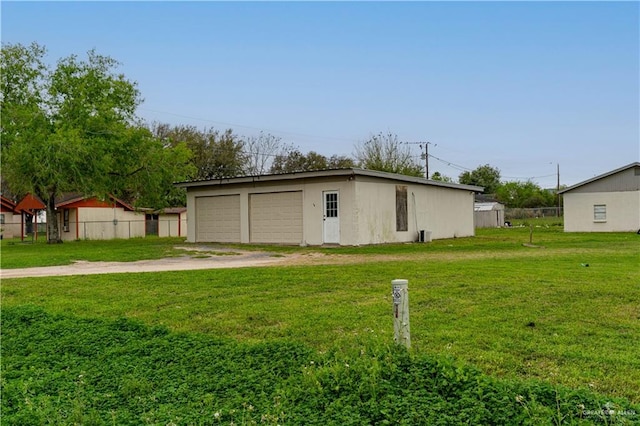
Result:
[176, 168, 482, 246]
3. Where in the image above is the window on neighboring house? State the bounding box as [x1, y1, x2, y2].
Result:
[63, 209, 70, 231]
[396, 185, 408, 232]
[0, 214, 5, 224]
[594, 204, 606, 221]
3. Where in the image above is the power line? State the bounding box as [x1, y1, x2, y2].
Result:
[428, 153, 473, 173]
[427, 153, 559, 181]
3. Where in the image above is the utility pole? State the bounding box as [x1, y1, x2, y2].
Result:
[406, 141, 436, 179]
[423, 142, 435, 179]
[557, 163, 561, 217]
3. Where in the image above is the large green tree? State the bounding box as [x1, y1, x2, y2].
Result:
[152, 123, 246, 180]
[1, 43, 192, 243]
[459, 164, 501, 194]
[354, 132, 423, 177]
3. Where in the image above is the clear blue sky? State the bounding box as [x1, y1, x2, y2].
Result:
[3, 1, 638, 187]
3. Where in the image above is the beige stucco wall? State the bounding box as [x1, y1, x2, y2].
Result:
[1, 211, 22, 239]
[353, 178, 475, 245]
[58, 208, 78, 241]
[419, 184, 476, 240]
[563, 191, 640, 232]
[59, 207, 146, 240]
[1, 211, 23, 239]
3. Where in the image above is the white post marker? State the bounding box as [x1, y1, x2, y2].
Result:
[392, 279, 411, 349]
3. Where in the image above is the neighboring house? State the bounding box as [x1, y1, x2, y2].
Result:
[55, 194, 146, 241]
[156, 207, 188, 238]
[1, 195, 22, 239]
[175, 168, 482, 246]
[559, 162, 640, 232]
[474, 202, 505, 228]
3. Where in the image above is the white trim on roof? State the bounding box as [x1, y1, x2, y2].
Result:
[175, 168, 483, 192]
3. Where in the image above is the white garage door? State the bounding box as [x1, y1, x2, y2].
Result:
[196, 195, 241, 242]
[250, 191, 303, 244]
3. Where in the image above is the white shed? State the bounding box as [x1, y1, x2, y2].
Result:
[474, 202, 505, 228]
[157, 207, 188, 238]
[176, 168, 482, 246]
[559, 162, 640, 233]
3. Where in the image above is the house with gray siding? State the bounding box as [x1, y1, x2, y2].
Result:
[559, 162, 640, 232]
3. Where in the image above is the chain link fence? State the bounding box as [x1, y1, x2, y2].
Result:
[505, 207, 563, 220]
[6, 219, 186, 241]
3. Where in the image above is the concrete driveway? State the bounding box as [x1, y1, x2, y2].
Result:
[0, 249, 296, 278]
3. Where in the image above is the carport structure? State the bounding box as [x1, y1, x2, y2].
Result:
[14, 193, 46, 241]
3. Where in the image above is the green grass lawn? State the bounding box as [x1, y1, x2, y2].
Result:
[2, 228, 639, 424]
[0, 236, 190, 269]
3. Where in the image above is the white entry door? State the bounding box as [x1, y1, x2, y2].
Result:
[323, 191, 340, 244]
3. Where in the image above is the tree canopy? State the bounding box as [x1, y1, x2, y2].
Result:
[354, 132, 423, 177]
[458, 164, 501, 193]
[270, 147, 354, 174]
[430, 171, 453, 183]
[1, 43, 192, 242]
[495, 180, 556, 208]
[152, 123, 246, 180]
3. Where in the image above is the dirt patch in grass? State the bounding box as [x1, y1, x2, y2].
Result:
[0, 246, 612, 279]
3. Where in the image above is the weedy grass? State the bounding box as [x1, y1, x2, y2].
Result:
[3, 306, 638, 425]
[2, 228, 639, 423]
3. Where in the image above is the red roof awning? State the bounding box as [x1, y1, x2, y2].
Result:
[15, 193, 46, 213]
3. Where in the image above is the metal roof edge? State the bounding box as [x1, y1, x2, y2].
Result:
[558, 162, 640, 194]
[174, 168, 356, 187]
[353, 168, 484, 192]
[174, 168, 483, 192]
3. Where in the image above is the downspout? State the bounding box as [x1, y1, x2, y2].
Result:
[76, 207, 80, 240]
[412, 192, 418, 239]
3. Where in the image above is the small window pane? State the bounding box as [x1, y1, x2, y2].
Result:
[594, 204, 606, 221]
[325, 193, 338, 218]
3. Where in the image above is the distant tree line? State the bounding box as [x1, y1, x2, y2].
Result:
[453, 164, 560, 209]
[152, 123, 356, 178]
